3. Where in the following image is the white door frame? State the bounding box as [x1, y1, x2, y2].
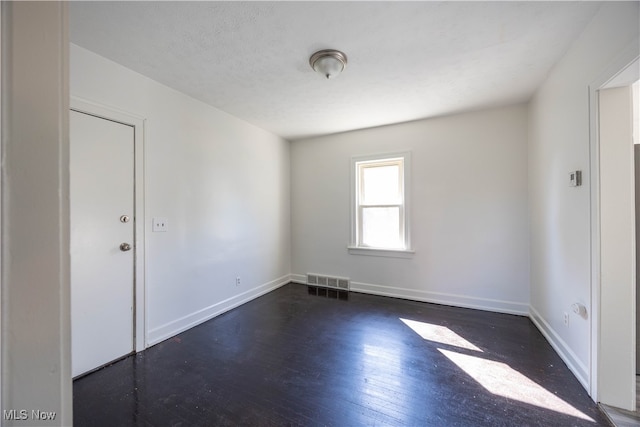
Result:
[588, 41, 639, 405]
[70, 96, 147, 352]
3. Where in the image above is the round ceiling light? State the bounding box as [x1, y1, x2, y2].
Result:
[309, 49, 348, 79]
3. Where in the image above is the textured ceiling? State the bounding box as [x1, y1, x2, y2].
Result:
[70, 1, 601, 140]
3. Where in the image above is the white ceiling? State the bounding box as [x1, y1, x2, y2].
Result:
[70, 1, 601, 141]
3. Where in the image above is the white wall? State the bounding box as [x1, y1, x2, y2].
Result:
[291, 105, 530, 315]
[1, 2, 72, 425]
[70, 44, 291, 346]
[528, 2, 639, 392]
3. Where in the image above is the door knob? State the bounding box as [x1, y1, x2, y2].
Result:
[120, 243, 132, 252]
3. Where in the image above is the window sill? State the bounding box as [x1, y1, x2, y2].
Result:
[347, 246, 415, 258]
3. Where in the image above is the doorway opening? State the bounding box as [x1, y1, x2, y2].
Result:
[598, 74, 639, 427]
[589, 44, 639, 419]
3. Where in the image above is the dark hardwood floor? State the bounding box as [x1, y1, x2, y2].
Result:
[74, 283, 611, 426]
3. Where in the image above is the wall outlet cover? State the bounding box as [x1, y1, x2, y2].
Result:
[152, 217, 168, 232]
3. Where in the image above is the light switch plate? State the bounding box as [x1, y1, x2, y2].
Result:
[152, 217, 168, 232]
[569, 170, 582, 187]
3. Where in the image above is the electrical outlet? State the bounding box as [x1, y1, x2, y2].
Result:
[235, 277, 241, 286]
[152, 217, 168, 232]
[563, 312, 569, 327]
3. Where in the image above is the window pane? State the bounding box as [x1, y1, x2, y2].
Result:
[362, 164, 400, 205]
[362, 207, 402, 248]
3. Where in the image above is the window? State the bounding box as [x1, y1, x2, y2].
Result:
[349, 152, 413, 257]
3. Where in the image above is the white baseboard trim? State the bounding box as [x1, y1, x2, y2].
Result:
[529, 305, 589, 391]
[291, 273, 306, 284]
[291, 274, 528, 315]
[147, 274, 291, 346]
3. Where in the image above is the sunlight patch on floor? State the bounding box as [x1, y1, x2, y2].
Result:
[362, 343, 403, 390]
[438, 348, 595, 422]
[400, 318, 483, 352]
[357, 343, 414, 426]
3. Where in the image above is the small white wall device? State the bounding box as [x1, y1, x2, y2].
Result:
[152, 217, 168, 232]
[569, 170, 582, 187]
[571, 303, 587, 318]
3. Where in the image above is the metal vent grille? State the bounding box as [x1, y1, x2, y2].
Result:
[307, 273, 350, 291]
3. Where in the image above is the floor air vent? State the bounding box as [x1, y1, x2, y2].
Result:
[306, 273, 350, 290]
[307, 273, 350, 300]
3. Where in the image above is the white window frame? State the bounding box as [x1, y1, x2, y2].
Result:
[348, 152, 414, 258]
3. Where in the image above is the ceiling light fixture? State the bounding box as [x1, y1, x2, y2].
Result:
[309, 49, 348, 79]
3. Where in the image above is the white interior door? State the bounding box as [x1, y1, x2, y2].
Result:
[71, 110, 135, 378]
